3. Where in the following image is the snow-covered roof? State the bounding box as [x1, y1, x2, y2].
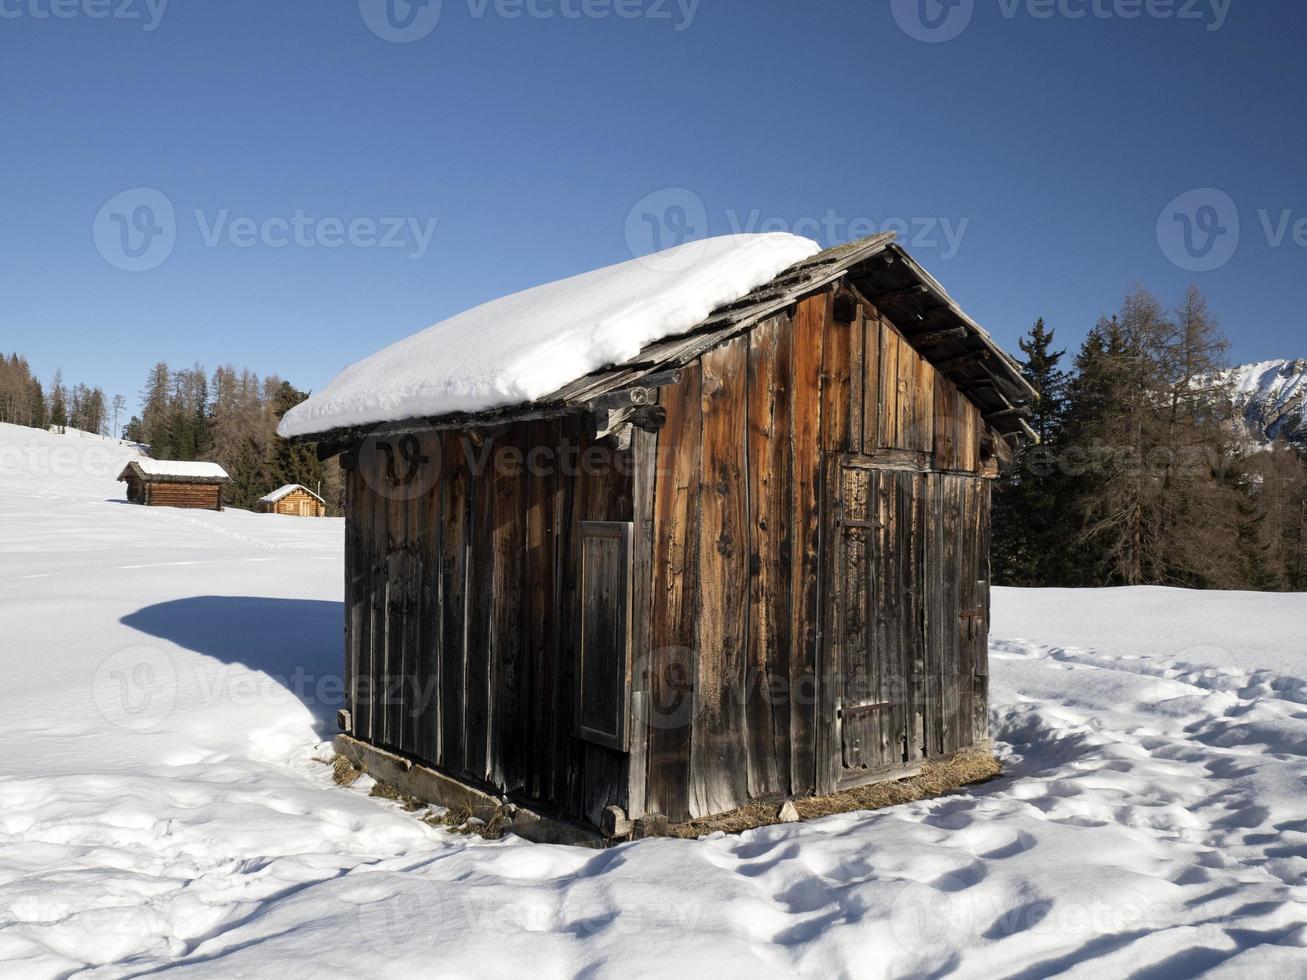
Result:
[258, 484, 324, 504]
[278, 234, 822, 439]
[118, 459, 230, 482]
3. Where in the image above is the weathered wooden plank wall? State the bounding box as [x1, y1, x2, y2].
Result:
[342, 278, 1000, 829]
[639, 287, 992, 820]
[140, 482, 223, 510]
[344, 419, 635, 826]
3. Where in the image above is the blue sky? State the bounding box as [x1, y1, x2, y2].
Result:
[2, 0, 1304, 417]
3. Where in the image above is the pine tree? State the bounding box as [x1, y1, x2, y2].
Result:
[1064, 287, 1241, 588]
[992, 319, 1073, 585]
[29, 378, 46, 430]
[269, 380, 324, 499]
[50, 370, 68, 431]
[140, 362, 171, 454]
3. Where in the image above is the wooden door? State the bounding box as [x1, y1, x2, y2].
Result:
[922, 472, 992, 755]
[822, 460, 990, 791]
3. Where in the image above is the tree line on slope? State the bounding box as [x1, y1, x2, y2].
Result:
[993, 286, 1307, 592]
[123, 362, 341, 514]
[0, 355, 127, 437]
[0, 354, 339, 515]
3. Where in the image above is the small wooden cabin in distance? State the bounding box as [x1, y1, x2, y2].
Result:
[256, 484, 327, 517]
[281, 232, 1036, 843]
[118, 459, 230, 511]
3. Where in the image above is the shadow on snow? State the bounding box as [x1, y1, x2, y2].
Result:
[121, 596, 344, 739]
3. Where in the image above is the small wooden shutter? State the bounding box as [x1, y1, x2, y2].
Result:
[576, 521, 634, 751]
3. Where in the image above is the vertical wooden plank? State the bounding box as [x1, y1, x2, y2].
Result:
[690, 334, 750, 819]
[974, 479, 992, 744]
[897, 335, 917, 452]
[369, 451, 390, 748]
[862, 310, 882, 455]
[439, 432, 470, 776]
[626, 426, 658, 818]
[464, 462, 495, 783]
[848, 310, 866, 453]
[831, 464, 873, 780]
[570, 429, 636, 824]
[941, 474, 964, 754]
[344, 462, 362, 738]
[523, 419, 555, 802]
[745, 314, 791, 799]
[789, 291, 825, 797]
[821, 294, 850, 454]
[934, 380, 957, 471]
[917, 348, 937, 454]
[646, 369, 701, 823]
[962, 399, 982, 473]
[418, 432, 443, 766]
[877, 324, 900, 449]
[490, 428, 526, 793]
[402, 476, 423, 758]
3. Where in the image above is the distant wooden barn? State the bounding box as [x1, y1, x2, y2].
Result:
[117, 460, 230, 511]
[256, 484, 327, 517]
[291, 234, 1036, 841]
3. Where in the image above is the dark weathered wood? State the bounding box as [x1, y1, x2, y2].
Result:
[489, 428, 526, 793]
[626, 426, 658, 819]
[861, 310, 882, 455]
[439, 436, 470, 775]
[788, 291, 826, 797]
[645, 369, 701, 823]
[332, 253, 1014, 833]
[744, 314, 792, 799]
[576, 521, 635, 751]
[417, 433, 443, 766]
[848, 310, 866, 453]
[877, 323, 901, 449]
[690, 335, 750, 819]
[464, 461, 494, 782]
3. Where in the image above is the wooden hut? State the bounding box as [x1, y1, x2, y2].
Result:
[256, 484, 327, 517]
[286, 234, 1036, 842]
[117, 460, 229, 511]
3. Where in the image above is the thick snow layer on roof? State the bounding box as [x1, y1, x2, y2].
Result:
[126, 459, 230, 480]
[278, 234, 822, 438]
[259, 484, 320, 504]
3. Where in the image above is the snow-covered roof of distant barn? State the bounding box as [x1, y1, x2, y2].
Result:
[117, 459, 230, 483]
[280, 232, 1037, 449]
[258, 484, 324, 504]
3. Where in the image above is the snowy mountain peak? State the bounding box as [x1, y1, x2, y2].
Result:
[1222, 358, 1307, 445]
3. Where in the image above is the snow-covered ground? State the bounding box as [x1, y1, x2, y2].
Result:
[1, 420, 1304, 978]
